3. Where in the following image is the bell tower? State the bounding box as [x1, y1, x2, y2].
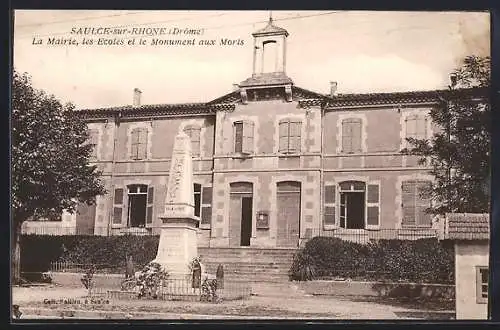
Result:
[252, 13, 289, 76]
[238, 13, 294, 103]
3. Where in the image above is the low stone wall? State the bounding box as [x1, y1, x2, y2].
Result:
[48, 272, 124, 289]
[297, 280, 455, 300]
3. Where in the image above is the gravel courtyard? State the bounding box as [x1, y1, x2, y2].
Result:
[12, 282, 453, 320]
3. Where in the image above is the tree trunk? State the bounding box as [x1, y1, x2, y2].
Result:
[11, 221, 22, 285]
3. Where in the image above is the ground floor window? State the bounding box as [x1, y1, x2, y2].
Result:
[476, 266, 489, 303]
[401, 180, 432, 227]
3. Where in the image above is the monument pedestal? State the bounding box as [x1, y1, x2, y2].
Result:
[151, 216, 200, 279]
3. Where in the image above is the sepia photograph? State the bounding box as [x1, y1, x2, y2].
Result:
[11, 10, 491, 321]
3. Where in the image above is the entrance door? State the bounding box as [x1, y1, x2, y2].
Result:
[229, 182, 253, 247]
[241, 197, 252, 246]
[277, 181, 301, 247]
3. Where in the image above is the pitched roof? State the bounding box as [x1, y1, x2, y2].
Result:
[75, 103, 233, 118]
[252, 18, 289, 37]
[445, 213, 490, 240]
[297, 87, 489, 108]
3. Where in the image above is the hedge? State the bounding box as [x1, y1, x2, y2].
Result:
[20, 235, 160, 274]
[289, 237, 454, 284]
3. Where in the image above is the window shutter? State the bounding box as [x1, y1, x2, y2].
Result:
[351, 119, 362, 152]
[201, 187, 213, 226]
[137, 128, 148, 159]
[185, 126, 201, 157]
[324, 184, 336, 226]
[289, 121, 301, 153]
[278, 120, 288, 153]
[192, 128, 201, 157]
[242, 121, 254, 154]
[366, 183, 380, 228]
[342, 120, 352, 153]
[88, 129, 99, 159]
[416, 181, 432, 227]
[406, 115, 417, 140]
[130, 128, 140, 159]
[234, 122, 243, 153]
[324, 206, 336, 225]
[113, 188, 124, 225]
[401, 181, 416, 226]
[146, 186, 154, 225]
[325, 185, 336, 204]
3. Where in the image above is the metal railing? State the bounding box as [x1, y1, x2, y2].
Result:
[307, 227, 440, 244]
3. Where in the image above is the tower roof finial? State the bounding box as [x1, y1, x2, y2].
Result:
[269, 11, 273, 24]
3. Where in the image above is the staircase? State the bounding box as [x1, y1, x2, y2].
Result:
[198, 247, 297, 283]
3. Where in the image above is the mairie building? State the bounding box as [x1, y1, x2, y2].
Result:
[23, 18, 472, 248]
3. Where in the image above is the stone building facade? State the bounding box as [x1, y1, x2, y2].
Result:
[23, 18, 478, 248]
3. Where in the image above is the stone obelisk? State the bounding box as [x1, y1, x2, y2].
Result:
[151, 131, 200, 278]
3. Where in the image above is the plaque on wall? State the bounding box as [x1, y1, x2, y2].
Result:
[256, 211, 269, 229]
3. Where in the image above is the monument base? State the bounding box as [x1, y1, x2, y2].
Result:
[150, 216, 200, 279]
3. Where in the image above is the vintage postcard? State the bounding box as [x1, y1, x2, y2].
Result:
[11, 10, 491, 321]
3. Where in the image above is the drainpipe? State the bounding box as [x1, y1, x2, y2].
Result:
[320, 103, 325, 239]
[107, 111, 120, 236]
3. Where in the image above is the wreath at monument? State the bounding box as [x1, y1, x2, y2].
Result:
[136, 262, 169, 299]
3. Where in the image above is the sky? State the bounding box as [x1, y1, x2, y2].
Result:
[13, 10, 490, 109]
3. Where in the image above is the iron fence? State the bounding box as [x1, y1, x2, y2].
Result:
[307, 227, 440, 244]
[22, 224, 441, 244]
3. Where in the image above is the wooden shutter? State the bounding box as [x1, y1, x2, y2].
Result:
[324, 185, 336, 226]
[137, 128, 148, 159]
[278, 120, 288, 153]
[242, 121, 254, 154]
[366, 183, 380, 229]
[416, 181, 432, 226]
[416, 117, 427, 140]
[234, 122, 243, 153]
[201, 186, 213, 226]
[342, 119, 352, 153]
[146, 186, 154, 225]
[351, 119, 362, 152]
[406, 115, 417, 140]
[88, 129, 99, 159]
[289, 120, 301, 153]
[113, 188, 124, 225]
[185, 126, 201, 157]
[401, 181, 416, 226]
[130, 128, 140, 159]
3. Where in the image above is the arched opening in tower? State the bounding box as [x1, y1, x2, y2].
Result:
[262, 40, 278, 73]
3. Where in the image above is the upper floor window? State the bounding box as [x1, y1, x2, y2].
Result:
[341, 118, 362, 153]
[130, 128, 148, 160]
[404, 114, 428, 144]
[184, 125, 201, 157]
[88, 129, 99, 159]
[234, 120, 254, 154]
[279, 119, 301, 154]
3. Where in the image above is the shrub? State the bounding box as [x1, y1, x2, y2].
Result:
[19, 235, 160, 273]
[290, 237, 454, 284]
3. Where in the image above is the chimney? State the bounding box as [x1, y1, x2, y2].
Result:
[133, 88, 142, 107]
[330, 81, 338, 97]
[233, 84, 239, 91]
